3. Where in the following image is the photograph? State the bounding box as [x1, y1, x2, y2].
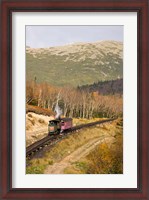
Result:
[1, 0, 148, 198]
[26, 25, 123, 175]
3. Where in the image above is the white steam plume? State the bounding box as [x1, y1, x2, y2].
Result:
[55, 102, 62, 119]
[54, 91, 62, 119]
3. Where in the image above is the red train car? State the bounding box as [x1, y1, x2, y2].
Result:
[61, 118, 72, 132]
[48, 118, 73, 135]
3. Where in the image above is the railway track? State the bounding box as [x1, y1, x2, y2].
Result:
[26, 118, 117, 159]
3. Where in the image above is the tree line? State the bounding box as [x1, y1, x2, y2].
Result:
[78, 78, 123, 95]
[26, 80, 123, 118]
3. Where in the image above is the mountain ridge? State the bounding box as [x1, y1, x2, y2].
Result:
[26, 40, 123, 87]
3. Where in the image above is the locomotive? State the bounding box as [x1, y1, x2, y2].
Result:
[48, 117, 73, 135]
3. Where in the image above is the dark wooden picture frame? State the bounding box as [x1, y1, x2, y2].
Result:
[0, 0, 148, 199]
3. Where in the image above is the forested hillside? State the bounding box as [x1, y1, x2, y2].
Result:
[78, 78, 123, 95]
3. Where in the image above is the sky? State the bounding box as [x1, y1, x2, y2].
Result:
[26, 26, 123, 48]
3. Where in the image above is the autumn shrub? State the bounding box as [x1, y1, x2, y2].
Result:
[86, 135, 123, 174]
[28, 113, 32, 118]
[48, 160, 53, 165]
[26, 165, 46, 174]
[38, 118, 45, 124]
[28, 118, 35, 125]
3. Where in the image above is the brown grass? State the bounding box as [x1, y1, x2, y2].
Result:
[26, 105, 54, 116]
[64, 119, 123, 174]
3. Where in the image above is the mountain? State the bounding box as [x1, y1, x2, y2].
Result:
[26, 40, 123, 87]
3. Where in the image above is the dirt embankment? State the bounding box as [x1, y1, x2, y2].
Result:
[26, 105, 55, 146]
[26, 112, 54, 146]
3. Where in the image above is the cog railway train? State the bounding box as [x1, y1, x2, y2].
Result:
[48, 118, 73, 135]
